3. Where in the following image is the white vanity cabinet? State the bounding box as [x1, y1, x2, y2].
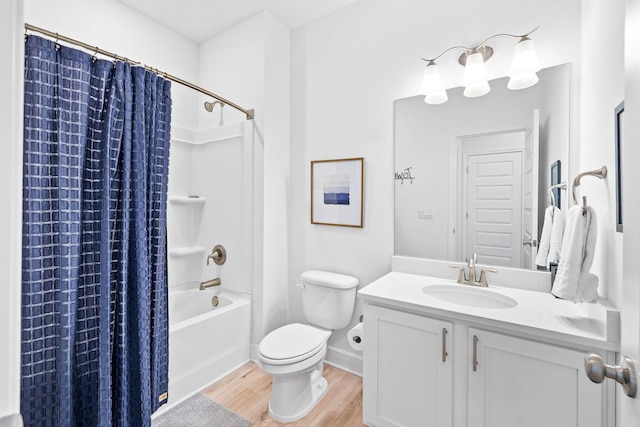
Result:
[363, 304, 453, 427]
[468, 328, 604, 427]
[362, 304, 612, 427]
[359, 270, 618, 427]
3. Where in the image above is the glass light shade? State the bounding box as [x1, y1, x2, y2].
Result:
[508, 37, 540, 90]
[424, 90, 448, 105]
[420, 62, 448, 104]
[462, 51, 490, 97]
[508, 72, 539, 90]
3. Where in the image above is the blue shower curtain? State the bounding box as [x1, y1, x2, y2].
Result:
[21, 35, 172, 426]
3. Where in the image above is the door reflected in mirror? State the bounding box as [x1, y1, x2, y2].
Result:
[394, 63, 571, 270]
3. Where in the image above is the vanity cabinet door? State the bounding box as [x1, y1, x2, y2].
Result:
[467, 328, 604, 427]
[363, 305, 453, 427]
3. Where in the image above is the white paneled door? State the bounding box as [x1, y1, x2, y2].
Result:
[464, 150, 523, 268]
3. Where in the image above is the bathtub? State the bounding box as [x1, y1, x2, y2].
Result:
[162, 284, 251, 411]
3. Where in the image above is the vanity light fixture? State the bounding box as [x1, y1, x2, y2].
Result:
[420, 26, 540, 105]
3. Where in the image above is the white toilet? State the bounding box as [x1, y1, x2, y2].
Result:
[257, 270, 359, 423]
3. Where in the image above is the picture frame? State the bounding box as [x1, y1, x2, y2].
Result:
[615, 101, 624, 232]
[311, 157, 364, 227]
[551, 160, 561, 209]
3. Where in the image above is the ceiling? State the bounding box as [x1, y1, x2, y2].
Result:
[118, 0, 360, 44]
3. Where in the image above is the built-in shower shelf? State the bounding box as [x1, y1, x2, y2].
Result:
[169, 195, 206, 206]
[168, 246, 205, 258]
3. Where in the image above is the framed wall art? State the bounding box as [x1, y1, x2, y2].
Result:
[311, 157, 364, 227]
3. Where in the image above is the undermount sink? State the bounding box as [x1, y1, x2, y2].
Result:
[422, 284, 518, 309]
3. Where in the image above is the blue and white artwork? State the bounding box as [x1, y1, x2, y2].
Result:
[323, 174, 350, 205]
[311, 157, 363, 227]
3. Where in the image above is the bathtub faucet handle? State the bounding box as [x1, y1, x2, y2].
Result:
[207, 245, 227, 266]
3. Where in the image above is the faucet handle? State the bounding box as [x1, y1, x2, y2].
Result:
[478, 268, 498, 287]
[450, 266, 467, 284]
[206, 245, 227, 266]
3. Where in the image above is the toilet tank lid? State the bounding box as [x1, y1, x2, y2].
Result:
[300, 270, 359, 290]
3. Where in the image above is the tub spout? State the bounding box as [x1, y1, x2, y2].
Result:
[199, 278, 221, 290]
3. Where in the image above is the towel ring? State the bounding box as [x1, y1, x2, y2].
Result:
[549, 182, 567, 208]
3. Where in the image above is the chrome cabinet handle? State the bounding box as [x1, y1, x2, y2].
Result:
[522, 239, 538, 247]
[472, 335, 479, 372]
[442, 328, 448, 362]
[585, 353, 637, 398]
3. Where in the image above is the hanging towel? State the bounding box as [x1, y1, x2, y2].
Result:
[535, 205, 555, 268]
[547, 207, 565, 266]
[551, 205, 599, 302]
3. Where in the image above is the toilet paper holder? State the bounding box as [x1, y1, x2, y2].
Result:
[353, 314, 364, 342]
[348, 317, 364, 350]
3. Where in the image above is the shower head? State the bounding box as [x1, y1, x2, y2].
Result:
[204, 100, 224, 112]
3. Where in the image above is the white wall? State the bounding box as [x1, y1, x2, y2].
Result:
[0, 0, 23, 418]
[25, 0, 200, 131]
[198, 12, 291, 344]
[579, 0, 625, 307]
[290, 0, 581, 356]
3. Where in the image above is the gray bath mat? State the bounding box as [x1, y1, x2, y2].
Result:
[152, 393, 253, 427]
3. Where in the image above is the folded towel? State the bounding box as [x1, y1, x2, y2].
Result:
[535, 205, 554, 268]
[547, 207, 565, 265]
[578, 207, 599, 301]
[551, 206, 598, 302]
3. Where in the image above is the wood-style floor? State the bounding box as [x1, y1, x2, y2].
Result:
[202, 362, 366, 426]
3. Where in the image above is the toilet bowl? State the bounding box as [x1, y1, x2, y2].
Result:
[257, 270, 359, 423]
[258, 323, 331, 422]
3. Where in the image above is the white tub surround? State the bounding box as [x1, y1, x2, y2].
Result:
[359, 262, 619, 427]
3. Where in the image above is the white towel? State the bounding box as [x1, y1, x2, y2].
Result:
[547, 207, 565, 265]
[551, 205, 599, 302]
[535, 205, 554, 268]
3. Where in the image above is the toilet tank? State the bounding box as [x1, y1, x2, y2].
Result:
[299, 270, 359, 330]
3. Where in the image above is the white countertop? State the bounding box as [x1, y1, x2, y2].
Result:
[358, 272, 619, 352]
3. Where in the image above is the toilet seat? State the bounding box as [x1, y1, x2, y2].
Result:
[259, 323, 330, 366]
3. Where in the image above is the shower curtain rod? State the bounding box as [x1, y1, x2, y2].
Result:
[24, 23, 255, 120]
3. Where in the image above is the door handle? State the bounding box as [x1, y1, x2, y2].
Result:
[522, 239, 538, 247]
[584, 353, 637, 398]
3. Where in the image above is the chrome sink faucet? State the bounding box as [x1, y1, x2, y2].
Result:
[450, 252, 498, 287]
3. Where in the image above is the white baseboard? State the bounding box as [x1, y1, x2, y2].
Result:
[325, 346, 363, 377]
[250, 343, 259, 363]
[251, 344, 363, 377]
